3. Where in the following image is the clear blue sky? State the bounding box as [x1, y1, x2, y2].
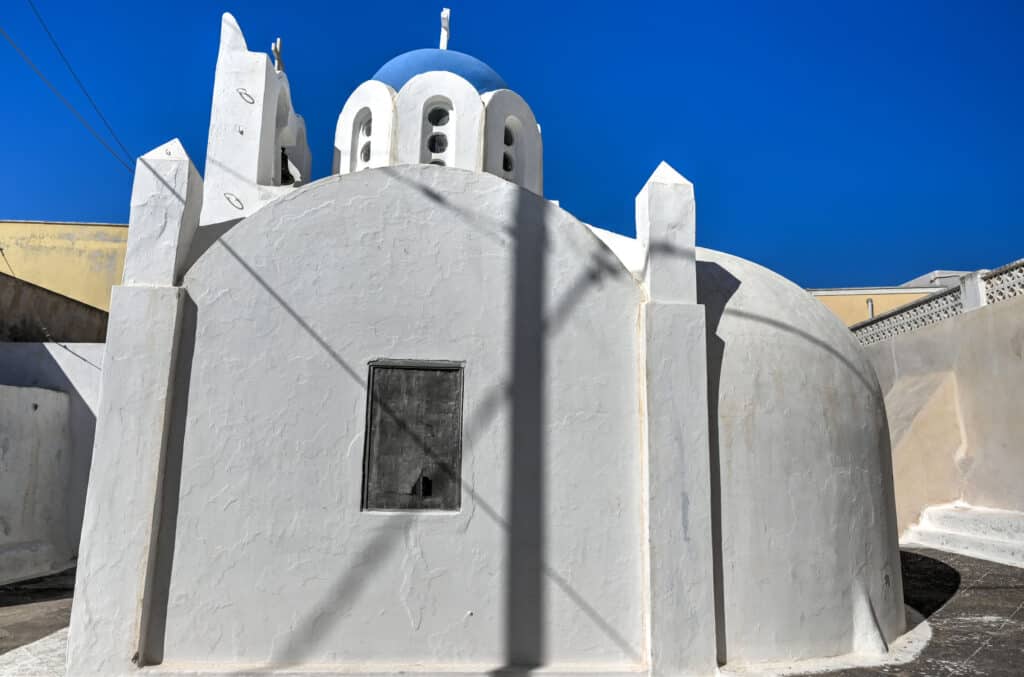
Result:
[2, 1, 1021, 288]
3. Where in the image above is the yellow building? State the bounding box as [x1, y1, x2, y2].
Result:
[0, 220, 128, 312]
[810, 286, 941, 326]
[0, 219, 961, 333]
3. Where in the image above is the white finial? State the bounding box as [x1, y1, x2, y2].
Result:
[272, 37, 284, 73]
[439, 8, 451, 50]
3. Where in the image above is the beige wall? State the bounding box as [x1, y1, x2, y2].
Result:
[0, 221, 127, 311]
[814, 291, 934, 326]
[864, 294, 1024, 531]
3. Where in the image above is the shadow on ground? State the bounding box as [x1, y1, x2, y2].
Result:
[801, 547, 1024, 677]
[0, 570, 74, 655]
[900, 549, 960, 618]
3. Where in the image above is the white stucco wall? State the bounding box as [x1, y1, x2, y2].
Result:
[396, 72, 484, 171]
[334, 80, 398, 174]
[481, 89, 543, 195]
[63, 145, 906, 673]
[696, 248, 905, 664]
[200, 13, 310, 227]
[0, 343, 103, 584]
[67, 288, 186, 676]
[0, 385, 70, 585]
[158, 166, 647, 672]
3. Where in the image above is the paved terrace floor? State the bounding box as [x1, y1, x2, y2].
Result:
[0, 549, 1021, 676]
[805, 547, 1024, 677]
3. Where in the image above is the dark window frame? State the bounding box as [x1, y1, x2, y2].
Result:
[361, 359, 465, 512]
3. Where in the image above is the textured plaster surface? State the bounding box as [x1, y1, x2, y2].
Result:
[66, 163, 906, 673]
[65, 286, 185, 676]
[643, 303, 716, 675]
[587, 225, 644, 276]
[199, 13, 309, 227]
[0, 343, 103, 574]
[696, 248, 905, 663]
[334, 80, 397, 173]
[0, 385, 70, 585]
[395, 71, 484, 170]
[637, 163, 696, 305]
[124, 140, 202, 287]
[884, 373, 963, 532]
[863, 294, 1024, 515]
[481, 89, 543, 195]
[161, 166, 646, 671]
[17, 550, 1024, 677]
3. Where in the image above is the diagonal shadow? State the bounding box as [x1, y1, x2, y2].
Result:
[142, 168, 897, 672]
[153, 181, 645, 672]
[247, 518, 407, 669]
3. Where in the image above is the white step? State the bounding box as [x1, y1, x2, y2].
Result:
[902, 503, 1024, 568]
[923, 503, 1024, 541]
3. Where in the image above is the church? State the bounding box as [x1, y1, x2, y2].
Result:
[66, 11, 906, 676]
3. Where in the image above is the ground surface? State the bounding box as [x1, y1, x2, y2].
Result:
[0, 571, 72, 656]
[0, 570, 73, 676]
[0, 550, 1021, 676]
[804, 547, 1024, 677]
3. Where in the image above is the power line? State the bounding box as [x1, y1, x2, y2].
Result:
[0, 22, 134, 173]
[26, 0, 134, 166]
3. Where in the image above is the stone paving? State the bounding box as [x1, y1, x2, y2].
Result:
[0, 628, 65, 677]
[0, 571, 72, 676]
[0, 572, 72, 657]
[0, 549, 1021, 676]
[806, 547, 1024, 677]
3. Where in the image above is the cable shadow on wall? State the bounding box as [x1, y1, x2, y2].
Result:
[139, 174, 642, 673]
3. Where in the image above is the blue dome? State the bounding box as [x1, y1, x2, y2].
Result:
[372, 48, 508, 93]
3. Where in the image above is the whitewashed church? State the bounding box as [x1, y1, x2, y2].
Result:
[66, 11, 907, 676]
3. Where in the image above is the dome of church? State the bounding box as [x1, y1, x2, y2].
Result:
[695, 246, 904, 661]
[372, 48, 508, 93]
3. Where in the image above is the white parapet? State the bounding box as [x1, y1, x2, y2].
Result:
[65, 287, 186, 676]
[0, 385, 71, 586]
[396, 71, 484, 171]
[635, 161, 697, 304]
[481, 89, 543, 195]
[199, 13, 310, 226]
[123, 140, 202, 286]
[959, 271, 988, 311]
[334, 80, 398, 174]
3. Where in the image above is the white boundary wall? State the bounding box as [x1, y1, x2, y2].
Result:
[0, 342, 104, 584]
